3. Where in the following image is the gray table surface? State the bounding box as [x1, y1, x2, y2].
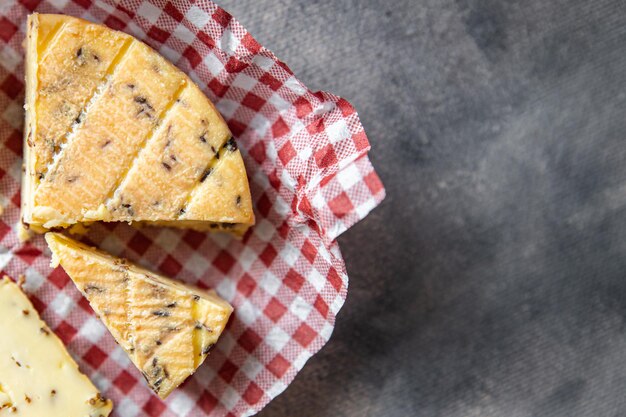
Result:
[220, 1, 626, 416]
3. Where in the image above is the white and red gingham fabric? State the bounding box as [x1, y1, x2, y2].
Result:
[0, 1, 385, 416]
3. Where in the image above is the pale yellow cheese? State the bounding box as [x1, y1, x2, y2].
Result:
[22, 13, 254, 235]
[45, 232, 233, 399]
[183, 143, 254, 224]
[106, 82, 231, 220]
[0, 276, 113, 416]
[35, 40, 186, 220]
[34, 15, 130, 179]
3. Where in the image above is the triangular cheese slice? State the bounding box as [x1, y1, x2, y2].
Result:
[0, 276, 113, 416]
[22, 13, 254, 236]
[45, 232, 233, 399]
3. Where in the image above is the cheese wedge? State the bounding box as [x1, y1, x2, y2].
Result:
[45, 232, 233, 399]
[22, 13, 254, 236]
[0, 276, 113, 416]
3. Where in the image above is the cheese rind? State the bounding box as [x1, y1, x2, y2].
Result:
[45, 232, 233, 399]
[22, 13, 254, 234]
[0, 276, 113, 416]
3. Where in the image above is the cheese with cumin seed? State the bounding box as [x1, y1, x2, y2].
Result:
[22, 13, 254, 236]
[45, 232, 233, 399]
[0, 275, 113, 416]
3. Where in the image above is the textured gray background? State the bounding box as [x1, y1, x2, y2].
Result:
[220, 1, 626, 416]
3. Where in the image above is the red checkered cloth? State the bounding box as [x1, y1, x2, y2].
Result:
[0, 1, 385, 416]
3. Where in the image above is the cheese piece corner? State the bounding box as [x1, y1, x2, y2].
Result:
[0, 275, 113, 416]
[45, 232, 233, 399]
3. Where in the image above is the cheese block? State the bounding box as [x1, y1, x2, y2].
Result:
[45, 232, 233, 399]
[22, 13, 254, 236]
[0, 276, 113, 416]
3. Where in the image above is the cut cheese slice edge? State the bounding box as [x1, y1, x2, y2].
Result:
[0, 275, 113, 416]
[45, 232, 233, 399]
[22, 13, 254, 236]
